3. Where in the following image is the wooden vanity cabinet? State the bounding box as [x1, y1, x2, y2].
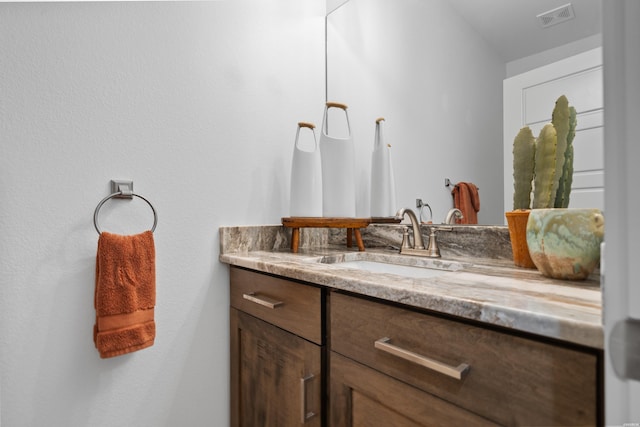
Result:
[230, 267, 324, 427]
[329, 291, 600, 426]
[229, 267, 601, 426]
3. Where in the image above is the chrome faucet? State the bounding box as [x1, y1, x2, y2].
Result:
[396, 208, 426, 253]
[396, 208, 455, 258]
[445, 208, 464, 224]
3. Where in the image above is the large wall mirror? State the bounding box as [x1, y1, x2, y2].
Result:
[326, 0, 602, 225]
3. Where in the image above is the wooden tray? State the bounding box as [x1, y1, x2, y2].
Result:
[370, 217, 402, 224]
[281, 217, 371, 253]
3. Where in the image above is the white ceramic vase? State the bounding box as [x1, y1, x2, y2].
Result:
[319, 102, 356, 217]
[290, 122, 322, 217]
[370, 118, 397, 217]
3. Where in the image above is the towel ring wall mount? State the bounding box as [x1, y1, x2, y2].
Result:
[445, 178, 479, 191]
[93, 180, 158, 234]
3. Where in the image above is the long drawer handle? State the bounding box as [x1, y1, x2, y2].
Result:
[300, 374, 316, 423]
[374, 337, 470, 380]
[242, 292, 283, 309]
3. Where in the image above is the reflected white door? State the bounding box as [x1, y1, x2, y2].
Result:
[503, 48, 604, 213]
[603, 1, 640, 424]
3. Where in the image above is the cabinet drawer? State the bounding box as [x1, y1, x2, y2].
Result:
[330, 352, 499, 426]
[230, 267, 322, 345]
[330, 292, 598, 426]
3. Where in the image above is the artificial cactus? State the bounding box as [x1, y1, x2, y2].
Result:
[532, 123, 559, 208]
[555, 106, 576, 208]
[511, 95, 576, 210]
[512, 127, 535, 210]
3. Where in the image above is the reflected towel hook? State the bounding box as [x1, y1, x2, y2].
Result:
[445, 178, 479, 191]
[93, 180, 158, 234]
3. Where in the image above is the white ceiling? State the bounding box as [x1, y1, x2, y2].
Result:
[446, 0, 602, 63]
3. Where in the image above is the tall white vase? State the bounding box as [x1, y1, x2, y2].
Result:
[370, 118, 397, 217]
[319, 102, 357, 217]
[290, 122, 322, 217]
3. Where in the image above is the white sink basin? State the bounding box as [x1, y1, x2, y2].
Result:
[310, 252, 469, 279]
[336, 260, 453, 278]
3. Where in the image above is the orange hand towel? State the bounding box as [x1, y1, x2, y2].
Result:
[94, 230, 156, 358]
[452, 182, 480, 224]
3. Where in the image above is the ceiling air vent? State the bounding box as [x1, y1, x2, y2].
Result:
[537, 3, 575, 28]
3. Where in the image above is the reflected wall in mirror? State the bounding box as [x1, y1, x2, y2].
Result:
[327, 0, 602, 225]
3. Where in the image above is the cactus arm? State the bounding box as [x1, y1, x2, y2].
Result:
[512, 126, 535, 210]
[550, 95, 570, 206]
[562, 144, 574, 207]
[564, 106, 577, 206]
[567, 105, 577, 146]
[532, 123, 558, 209]
[555, 106, 577, 208]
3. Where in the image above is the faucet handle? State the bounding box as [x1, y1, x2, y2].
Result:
[426, 226, 453, 258]
[401, 227, 412, 250]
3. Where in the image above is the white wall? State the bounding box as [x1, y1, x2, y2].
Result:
[0, 2, 325, 426]
[327, 0, 504, 224]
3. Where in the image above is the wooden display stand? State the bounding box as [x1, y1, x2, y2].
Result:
[282, 217, 371, 253]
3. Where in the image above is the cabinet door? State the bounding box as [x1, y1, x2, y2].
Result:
[231, 308, 322, 427]
[330, 352, 499, 427]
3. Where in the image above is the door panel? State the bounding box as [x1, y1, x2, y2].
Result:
[523, 67, 603, 124]
[574, 127, 604, 171]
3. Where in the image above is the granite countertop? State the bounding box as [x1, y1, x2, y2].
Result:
[219, 224, 603, 349]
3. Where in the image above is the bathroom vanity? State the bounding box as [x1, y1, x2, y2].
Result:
[221, 225, 603, 426]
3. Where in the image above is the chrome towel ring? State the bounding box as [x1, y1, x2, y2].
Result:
[93, 190, 158, 235]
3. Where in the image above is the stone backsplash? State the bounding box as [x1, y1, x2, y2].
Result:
[220, 223, 513, 261]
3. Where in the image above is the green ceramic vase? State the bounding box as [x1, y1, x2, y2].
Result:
[526, 208, 604, 280]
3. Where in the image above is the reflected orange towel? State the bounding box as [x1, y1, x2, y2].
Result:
[94, 231, 156, 358]
[452, 182, 480, 224]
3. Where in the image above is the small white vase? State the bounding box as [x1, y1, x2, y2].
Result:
[370, 118, 397, 217]
[290, 122, 322, 217]
[319, 102, 356, 217]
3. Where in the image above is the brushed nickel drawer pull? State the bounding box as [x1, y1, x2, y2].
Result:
[374, 337, 470, 380]
[300, 374, 316, 423]
[242, 292, 283, 309]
